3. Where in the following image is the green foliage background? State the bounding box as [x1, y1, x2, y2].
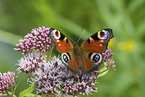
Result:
[0, 0, 145, 97]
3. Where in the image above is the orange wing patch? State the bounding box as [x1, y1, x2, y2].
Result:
[82, 56, 93, 71]
[55, 38, 73, 53]
[81, 38, 106, 53]
[69, 58, 79, 71]
[50, 28, 73, 53]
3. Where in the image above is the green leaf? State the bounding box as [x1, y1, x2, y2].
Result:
[19, 86, 35, 97]
[98, 63, 108, 78]
[23, 93, 41, 97]
[2, 92, 16, 97]
[13, 81, 20, 95]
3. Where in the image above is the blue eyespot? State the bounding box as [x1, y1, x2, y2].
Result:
[105, 30, 110, 38]
[88, 53, 102, 65]
[92, 54, 100, 63]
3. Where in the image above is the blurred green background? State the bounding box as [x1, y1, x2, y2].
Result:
[0, 0, 145, 97]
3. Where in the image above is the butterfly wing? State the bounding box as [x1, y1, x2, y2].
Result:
[49, 28, 79, 72]
[80, 28, 114, 53]
[49, 28, 73, 53]
[80, 28, 114, 72]
[82, 54, 93, 71]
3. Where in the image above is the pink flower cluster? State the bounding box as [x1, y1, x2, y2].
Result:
[102, 49, 115, 70]
[14, 26, 52, 54]
[29, 56, 98, 97]
[102, 49, 114, 62]
[0, 72, 17, 95]
[17, 52, 47, 74]
[107, 59, 116, 70]
[62, 71, 98, 96]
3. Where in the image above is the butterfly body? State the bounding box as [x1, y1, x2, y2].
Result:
[49, 28, 114, 73]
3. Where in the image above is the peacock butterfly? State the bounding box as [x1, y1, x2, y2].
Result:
[49, 28, 114, 73]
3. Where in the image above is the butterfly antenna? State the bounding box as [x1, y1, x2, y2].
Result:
[76, 29, 86, 44]
[60, 29, 75, 43]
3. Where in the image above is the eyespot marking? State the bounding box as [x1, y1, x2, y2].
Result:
[61, 53, 71, 65]
[51, 30, 61, 39]
[88, 53, 102, 65]
[55, 31, 59, 37]
[98, 30, 110, 39]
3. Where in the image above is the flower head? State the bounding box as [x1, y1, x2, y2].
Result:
[62, 70, 98, 96]
[102, 49, 114, 62]
[17, 52, 47, 74]
[102, 49, 116, 71]
[0, 72, 17, 95]
[105, 59, 116, 70]
[30, 56, 64, 96]
[14, 26, 53, 54]
[28, 56, 99, 97]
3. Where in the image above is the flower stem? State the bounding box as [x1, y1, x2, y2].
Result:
[48, 43, 55, 61]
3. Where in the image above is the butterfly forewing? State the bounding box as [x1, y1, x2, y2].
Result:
[49, 28, 73, 53]
[80, 28, 113, 53]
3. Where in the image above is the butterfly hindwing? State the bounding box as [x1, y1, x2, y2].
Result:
[61, 52, 79, 72]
